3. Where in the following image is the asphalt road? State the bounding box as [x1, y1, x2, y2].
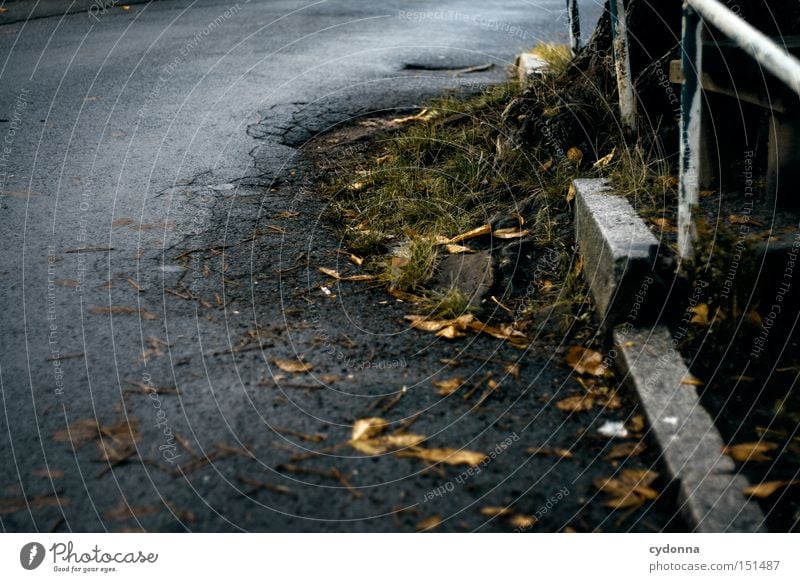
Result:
[0, 0, 687, 532]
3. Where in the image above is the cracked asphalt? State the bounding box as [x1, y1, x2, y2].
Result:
[0, 0, 687, 532]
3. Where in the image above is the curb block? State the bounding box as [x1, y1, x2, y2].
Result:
[573, 178, 660, 325]
[573, 178, 767, 532]
[615, 327, 766, 532]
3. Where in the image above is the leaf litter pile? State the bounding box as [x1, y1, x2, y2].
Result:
[295, 45, 678, 530]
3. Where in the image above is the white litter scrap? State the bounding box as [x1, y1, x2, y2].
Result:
[320, 286, 332, 296]
[597, 420, 629, 438]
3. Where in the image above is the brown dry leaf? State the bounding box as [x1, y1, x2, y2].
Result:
[349, 433, 426, 455]
[32, 468, 65, 479]
[723, 441, 778, 463]
[627, 415, 646, 434]
[397, 447, 486, 467]
[527, 447, 573, 459]
[681, 374, 704, 387]
[436, 325, 465, 339]
[592, 148, 615, 169]
[556, 394, 596, 412]
[730, 214, 763, 227]
[566, 182, 577, 203]
[432, 377, 464, 396]
[493, 228, 530, 239]
[112, 218, 135, 227]
[351, 417, 389, 441]
[273, 358, 312, 373]
[466, 320, 527, 347]
[275, 211, 300, 219]
[416, 514, 442, 531]
[567, 147, 583, 163]
[540, 159, 555, 172]
[445, 244, 476, 254]
[690, 303, 709, 325]
[604, 441, 647, 460]
[508, 514, 537, 528]
[565, 346, 607, 376]
[594, 468, 659, 509]
[480, 506, 512, 517]
[53, 419, 99, 447]
[505, 362, 521, 379]
[744, 479, 800, 498]
[348, 254, 364, 266]
[319, 267, 375, 282]
[446, 224, 491, 245]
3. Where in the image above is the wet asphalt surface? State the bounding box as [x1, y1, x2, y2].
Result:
[0, 0, 687, 532]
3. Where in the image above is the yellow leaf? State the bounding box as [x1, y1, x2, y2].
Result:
[527, 447, 573, 459]
[556, 394, 596, 412]
[392, 108, 438, 125]
[349, 433, 426, 455]
[508, 514, 537, 528]
[744, 479, 800, 498]
[592, 148, 615, 169]
[565, 346, 607, 376]
[480, 506, 512, 517]
[493, 228, 530, 239]
[505, 362, 521, 379]
[567, 147, 583, 163]
[396, 447, 486, 467]
[436, 325, 465, 339]
[723, 441, 778, 463]
[690, 303, 709, 325]
[446, 224, 491, 245]
[445, 244, 476, 254]
[273, 358, 312, 373]
[566, 182, 576, 203]
[657, 175, 679, 189]
[416, 515, 442, 531]
[681, 374, 704, 387]
[432, 377, 464, 396]
[351, 418, 389, 441]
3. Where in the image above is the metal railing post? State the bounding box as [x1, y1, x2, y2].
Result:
[610, 0, 637, 133]
[567, 0, 581, 55]
[678, 2, 702, 261]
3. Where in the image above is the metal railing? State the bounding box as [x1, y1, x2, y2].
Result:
[678, 0, 800, 260]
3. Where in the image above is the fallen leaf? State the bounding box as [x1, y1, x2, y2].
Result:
[273, 358, 312, 373]
[480, 506, 512, 517]
[604, 441, 646, 460]
[505, 362, 520, 379]
[527, 447, 573, 459]
[446, 224, 491, 245]
[112, 218, 135, 227]
[318, 267, 375, 282]
[445, 244, 476, 254]
[348, 253, 364, 266]
[416, 514, 442, 531]
[592, 148, 616, 169]
[744, 479, 800, 498]
[681, 374, 704, 387]
[556, 394, 596, 412]
[432, 377, 464, 396]
[493, 228, 530, 239]
[567, 147, 583, 163]
[437, 325, 466, 339]
[396, 447, 486, 467]
[723, 441, 778, 463]
[653, 217, 676, 232]
[627, 415, 646, 434]
[508, 514, 537, 528]
[540, 159, 555, 172]
[690, 303, 709, 325]
[566, 182, 577, 203]
[349, 433, 426, 455]
[351, 418, 389, 441]
[565, 346, 607, 376]
[658, 175, 679, 189]
[595, 468, 659, 509]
